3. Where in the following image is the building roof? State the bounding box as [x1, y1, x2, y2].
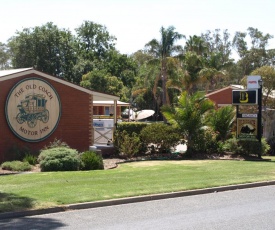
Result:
[0, 68, 119, 101]
[205, 85, 244, 97]
[93, 100, 130, 106]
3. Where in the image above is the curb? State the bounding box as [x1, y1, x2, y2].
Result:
[1, 180, 275, 219]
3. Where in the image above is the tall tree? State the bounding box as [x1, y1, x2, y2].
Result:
[131, 51, 161, 115]
[80, 69, 126, 100]
[251, 66, 275, 108]
[184, 35, 208, 56]
[8, 22, 77, 82]
[199, 29, 234, 91]
[233, 27, 274, 76]
[74, 21, 117, 83]
[201, 29, 232, 63]
[104, 50, 137, 88]
[145, 26, 184, 106]
[0, 42, 11, 69]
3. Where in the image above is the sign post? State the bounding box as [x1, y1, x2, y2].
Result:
[257, 79, 263, 159]
[232, 76, 262, 158]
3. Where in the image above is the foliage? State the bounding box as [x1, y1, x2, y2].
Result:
[233, 27, 274, 77]
[223, 137, 244, 154]
[267, 136, 275, 155]
[145, 26, 185, 106]
[223, 137, 270, 156]
[131, 55, 162, 116]
[23, 154, 37, 166]
[1, 161, 32, 171]
[116, 130, 141, 159]
[80, 69, 125, 98]
[115, 122, 148, 135]
[0, 42, 11, 69]
[206, 105, 235, 141]
[192, 127, 220, 154]
[75, 20, 116, 60]
[140, 123, 181, 153]
[105, 49, 138, 88]
[161, 91, 215, 155]
[8, 22, 77, 82]
[251, 66, 275, 108]
[38, 147, 80, 172]
[114, 122, 147, 156]
[42, 138, 70, 150]
[80, 151, 104, 170]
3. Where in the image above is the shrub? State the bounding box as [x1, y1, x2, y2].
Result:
[116, 122, 148, 135]
[140, 123, 181, 153]
[223, 137, 270, 156]
[114, 122, 147, 156]
[223, 137, 244, 154]
[1, 161, 32, 172]
[116, 130, 141, 159]
[267, 137, 275, 155]
[38, 147, 80, 171]
[23, 154, 37, 165]
[193, 127, 219, 154]
[42, 138, 70, 150]
[80, 151, 104, 170]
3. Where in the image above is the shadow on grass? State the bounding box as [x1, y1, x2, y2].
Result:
[0, 217, 66, 229]
[0, 192, 35, 213]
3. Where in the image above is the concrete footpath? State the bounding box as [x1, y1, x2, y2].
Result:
[1, 180, 275, 220]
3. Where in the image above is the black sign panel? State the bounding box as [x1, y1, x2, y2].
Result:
[232, 90, 258, 105]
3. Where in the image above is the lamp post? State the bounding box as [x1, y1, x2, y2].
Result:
[257, 79, 263, 159]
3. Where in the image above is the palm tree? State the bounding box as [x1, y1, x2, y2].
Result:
[206, 105, 235, 141]
[184, 35, 208, 56]
[161, 91, 215, 155]
[145, 26, 185, 106]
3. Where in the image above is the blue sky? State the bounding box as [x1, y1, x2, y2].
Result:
[1, 0, 275, 57]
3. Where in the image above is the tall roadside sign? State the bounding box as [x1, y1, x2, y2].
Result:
[232, 75, 262, 158]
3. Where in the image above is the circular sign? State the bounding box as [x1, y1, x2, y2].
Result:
[5, 78, 61, 142]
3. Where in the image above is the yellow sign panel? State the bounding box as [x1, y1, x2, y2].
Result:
[237, 118, 257, 139]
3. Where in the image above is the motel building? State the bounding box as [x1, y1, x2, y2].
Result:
[0, 68, 120, 162]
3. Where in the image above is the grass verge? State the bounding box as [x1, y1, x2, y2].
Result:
[1, 157, 275, 213]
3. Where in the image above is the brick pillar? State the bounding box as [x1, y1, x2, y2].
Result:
[89, 94, 94, 146]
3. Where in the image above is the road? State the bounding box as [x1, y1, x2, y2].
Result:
[1, 185, 275, 229]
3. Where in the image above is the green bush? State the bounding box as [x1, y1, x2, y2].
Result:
[80, 151, 104, 170]
[223, 137, 270, 156]
[223, 137, 243, 154]
[116, 122, 148, 135]
[114, 122, 148, 155]
[193, 127, 219, 154]
[23, 154, 37, 165]
[42, 138, 70, 150]
[38, 147, 80, 172]
[140, 123, 181, 153]
[116, 130, 141, 159]
[1, 161, 32, 172]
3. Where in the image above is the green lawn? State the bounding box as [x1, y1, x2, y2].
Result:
[1, 157, 275, 213]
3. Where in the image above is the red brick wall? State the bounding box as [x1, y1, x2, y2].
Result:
[0, 73, 91, 162]
[207, 87, 233, 107]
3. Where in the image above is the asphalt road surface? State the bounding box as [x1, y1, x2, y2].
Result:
[1, 185, 275, 230]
